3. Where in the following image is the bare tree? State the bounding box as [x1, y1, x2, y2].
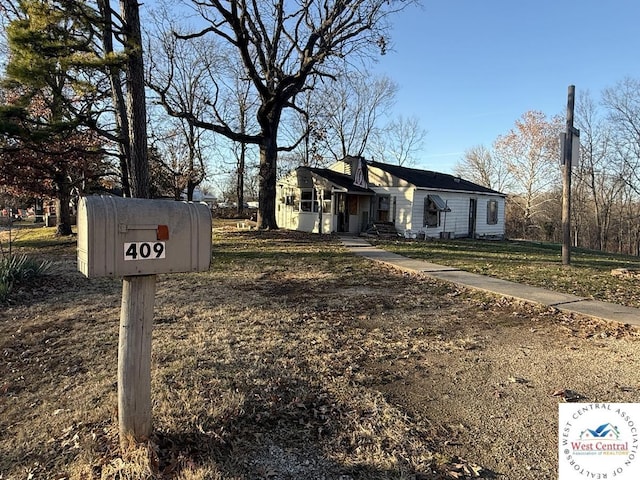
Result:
[372, 114, 427, 166]
[280, 70, 406, 169]
[146, 10, 222, 201]
[602, 77, 640, 195]
[279, 84, 331, 168]
[455, 145, 492, 187]
[599, 78, 640, 255]
[574, 90, 626, 251]
[317, 71, 398, 161]
[225, 62, 259, 215]
[148, 120, 210, 200]
[493, 111, 562, 237]
[149, 0, 415, 229]
[454, 144, 512, 192]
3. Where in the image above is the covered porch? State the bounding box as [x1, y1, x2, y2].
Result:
[276, 167, 374, 234]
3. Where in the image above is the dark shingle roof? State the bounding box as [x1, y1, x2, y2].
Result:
[304, 167, 374, 194]
[368, 161, 504, 195]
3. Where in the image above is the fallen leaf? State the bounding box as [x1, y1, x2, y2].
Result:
[508, 376, 528, 384]
[551, 388, 584, 402]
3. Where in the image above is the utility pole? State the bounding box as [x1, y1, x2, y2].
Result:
[562, 85, 578, 266]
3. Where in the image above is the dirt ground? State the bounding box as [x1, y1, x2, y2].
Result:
[360, 294, 640, 478]
[2, 229, 640, 479]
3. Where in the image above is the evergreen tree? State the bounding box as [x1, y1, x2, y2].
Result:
[0, 0, 111, 234]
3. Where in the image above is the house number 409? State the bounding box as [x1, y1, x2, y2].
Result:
[124, 242, 166, 261]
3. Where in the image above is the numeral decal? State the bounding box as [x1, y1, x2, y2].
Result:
[124, 242, 166, 261]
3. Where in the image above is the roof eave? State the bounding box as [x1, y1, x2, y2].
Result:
[415, 186, 506, 196]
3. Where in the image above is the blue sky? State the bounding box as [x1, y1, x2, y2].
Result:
[371, 0, 640, 173]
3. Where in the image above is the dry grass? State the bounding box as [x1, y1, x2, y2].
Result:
[2, 224, 638, 479]
[373, 238, 640, 308]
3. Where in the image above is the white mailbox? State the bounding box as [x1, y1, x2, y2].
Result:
[77, 196, 212, 278]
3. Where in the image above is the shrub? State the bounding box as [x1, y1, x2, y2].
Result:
[0, 254, 51, 302]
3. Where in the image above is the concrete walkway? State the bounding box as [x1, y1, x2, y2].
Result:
[340, 236, 640, 327]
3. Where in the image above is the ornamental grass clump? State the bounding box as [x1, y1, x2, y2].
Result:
[0, 254, 51, 302]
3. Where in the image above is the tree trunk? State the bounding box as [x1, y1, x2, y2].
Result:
[121, 0, 149, 199]
[186, 124, 197, 201]
[54, 173, 73, 236]
[98, 0, 132, 197]
[258, 141, 278, 229]
[236, 142, 245, 216]
[257, 111, 280, 229]
[187, 180, 196, 201]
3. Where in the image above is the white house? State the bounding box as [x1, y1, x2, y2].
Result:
[276, 156, 506, 239]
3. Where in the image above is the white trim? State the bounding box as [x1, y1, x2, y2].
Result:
[415, 187, 506, 197]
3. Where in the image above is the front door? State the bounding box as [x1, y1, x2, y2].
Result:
[336, 193, 347, 232]
[468, 198, 477, 238]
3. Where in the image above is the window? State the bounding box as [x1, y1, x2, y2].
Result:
[424, 194, 450, 227]
[298, 189, 328, 213]
[299, 189, 317, 212]
[487, 199, 498, 225]
[424, 196, 439, 227]
[376, 195, 390, 222]
[321, 190, 332, 213]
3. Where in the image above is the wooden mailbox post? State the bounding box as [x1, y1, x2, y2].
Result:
[77, 195, 212, 445]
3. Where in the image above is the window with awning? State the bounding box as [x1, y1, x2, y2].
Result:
[424, 195, 450, 227]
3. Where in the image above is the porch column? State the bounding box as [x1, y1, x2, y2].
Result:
[317, 187, 323, 234]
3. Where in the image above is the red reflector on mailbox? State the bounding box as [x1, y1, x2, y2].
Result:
[157, 224, 170, 241]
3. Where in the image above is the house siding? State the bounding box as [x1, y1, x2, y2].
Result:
[474, 196, 506, 238]
[367, 164, 413, 234]
[279, 210, 330, 233]
[412, 190, 459, 237]
[368, 186, 413, 229]
[394, 189, 414, 229]
[411, 190, 505, 239]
